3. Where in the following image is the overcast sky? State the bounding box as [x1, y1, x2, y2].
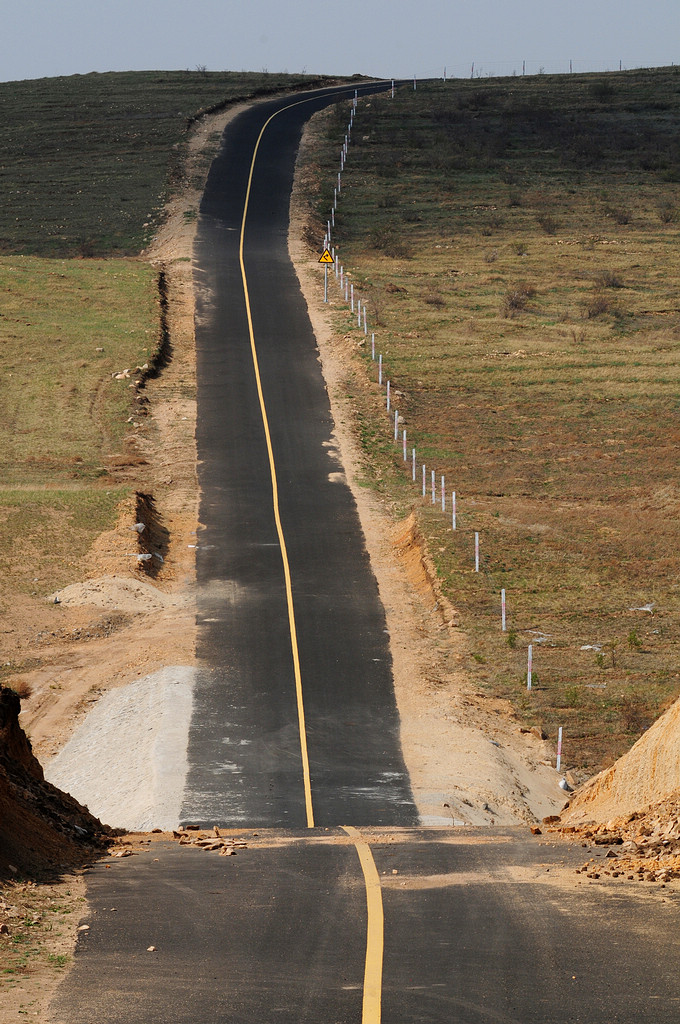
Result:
[2, 0, 678, 83]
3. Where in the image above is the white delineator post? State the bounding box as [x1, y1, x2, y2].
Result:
[474, 532, 479, 571]
[412, 448, 416, 481]
[371, 333, 375, 360]
[363, 307, 368, 334]
[452, 491, 456, 530]
[441, 475, 445, 512]
[556, 727, 563, 773]
[386, 380, 390, 411]
[527, 645, 533, 691]
[422, 464, 426, 497]
[378, 354, 382, 385]
[394, 410, 399, 441]
[431, 470, 435, 504]
[501, 588, 506, 631]
[403, 429, 407, 460]
[350, 283, 354, 312]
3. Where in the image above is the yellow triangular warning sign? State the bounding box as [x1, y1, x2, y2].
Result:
[318, 248, 334, 264]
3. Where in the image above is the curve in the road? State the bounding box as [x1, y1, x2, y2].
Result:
[181, 83, 419, 830]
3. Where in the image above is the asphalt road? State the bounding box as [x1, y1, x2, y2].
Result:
[181, 82, 417, 829]
[53, 830, 680, 1023]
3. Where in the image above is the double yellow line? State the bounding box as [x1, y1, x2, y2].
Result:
[237, 92, 385, 1024]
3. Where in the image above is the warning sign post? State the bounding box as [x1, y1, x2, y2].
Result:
[319, 248, 334, 302]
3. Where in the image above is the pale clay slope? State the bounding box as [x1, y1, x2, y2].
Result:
[563, 699, 680, 824]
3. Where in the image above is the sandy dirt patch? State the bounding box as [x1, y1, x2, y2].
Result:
[45, 667, 195, 831]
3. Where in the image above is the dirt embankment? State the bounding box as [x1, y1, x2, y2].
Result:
[0, 687, 113, 877]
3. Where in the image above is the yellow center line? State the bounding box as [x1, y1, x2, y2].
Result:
[239, 101, 315, 829]
[342, 826, 384, 1024]
[236, 84, 390, 829]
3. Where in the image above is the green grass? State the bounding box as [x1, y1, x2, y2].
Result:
[303, 67, 680, 775]
[0, 256, 156, 482]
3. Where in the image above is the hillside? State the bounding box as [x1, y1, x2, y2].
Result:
[300, 67, 680, 782]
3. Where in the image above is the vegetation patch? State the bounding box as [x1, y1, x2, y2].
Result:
[306, 67, 680, 775]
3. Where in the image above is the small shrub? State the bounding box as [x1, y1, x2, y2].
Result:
[627, 629, 643, 650]
[507, 191, 524, 208]
[502, 282, 536, 318]
[658, 204, 678, 224]
[9, 679, 32, 700]
[595, 269, 624, 289]
[595, 651, 606, 668]
[604, 205, 631, 225]
[570, 326, 588, 344]
[564, 685, 581, 708]
[537, 213, 560, 236]
[586, 292, 613, 318]
[590, 80, 615, 102]
[506, 628, 518, 649]
[370, 224, 413, 259]
[484, 250, 498, 264]
[512, 240, 528, 256]
[618, 694, 648, 734]
[423, 290, 446, 308]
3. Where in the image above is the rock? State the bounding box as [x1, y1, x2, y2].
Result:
[531, 727, 547, 740]
[78, 924, 90, 932]
[530, 826, 542, 835]
[543, 815, 561, 825]
[147, 945, 157, 952]
[593, 833, 623, 846]
[0, 924, 9, 934]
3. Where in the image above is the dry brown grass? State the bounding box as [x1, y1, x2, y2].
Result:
[307, 69, 680, 775]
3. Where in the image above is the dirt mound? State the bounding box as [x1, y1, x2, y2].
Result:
[0, 687, 114, 877]
[50, 574, 188, 614]
[562, 696, 680, 825]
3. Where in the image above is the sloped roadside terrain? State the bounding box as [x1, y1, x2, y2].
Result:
[0, 687, 113, 877]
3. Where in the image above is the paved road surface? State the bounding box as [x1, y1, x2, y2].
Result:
[181, 82, 417, 829]
[52, 830, 680, 1023]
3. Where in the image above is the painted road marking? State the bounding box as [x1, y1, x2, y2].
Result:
[237, 84, 390, 831]
[239, 101, 316, 830]
[342, 826, 384, 1024]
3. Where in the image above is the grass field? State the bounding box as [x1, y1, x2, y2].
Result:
[0, 70, 333, 257]
[0, 256, 156, 598]
[305, 67, 680, 775]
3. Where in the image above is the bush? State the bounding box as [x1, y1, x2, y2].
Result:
[586, 292, 613, 318]
[537, 213, 560, 235]
[502, 282, 537, 317]
[595, 269, 624, 289]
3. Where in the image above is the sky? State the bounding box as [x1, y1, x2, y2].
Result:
[2, 0, 679, 83]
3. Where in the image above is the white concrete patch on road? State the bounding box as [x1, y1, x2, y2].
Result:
[45, 667, 196, 831]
